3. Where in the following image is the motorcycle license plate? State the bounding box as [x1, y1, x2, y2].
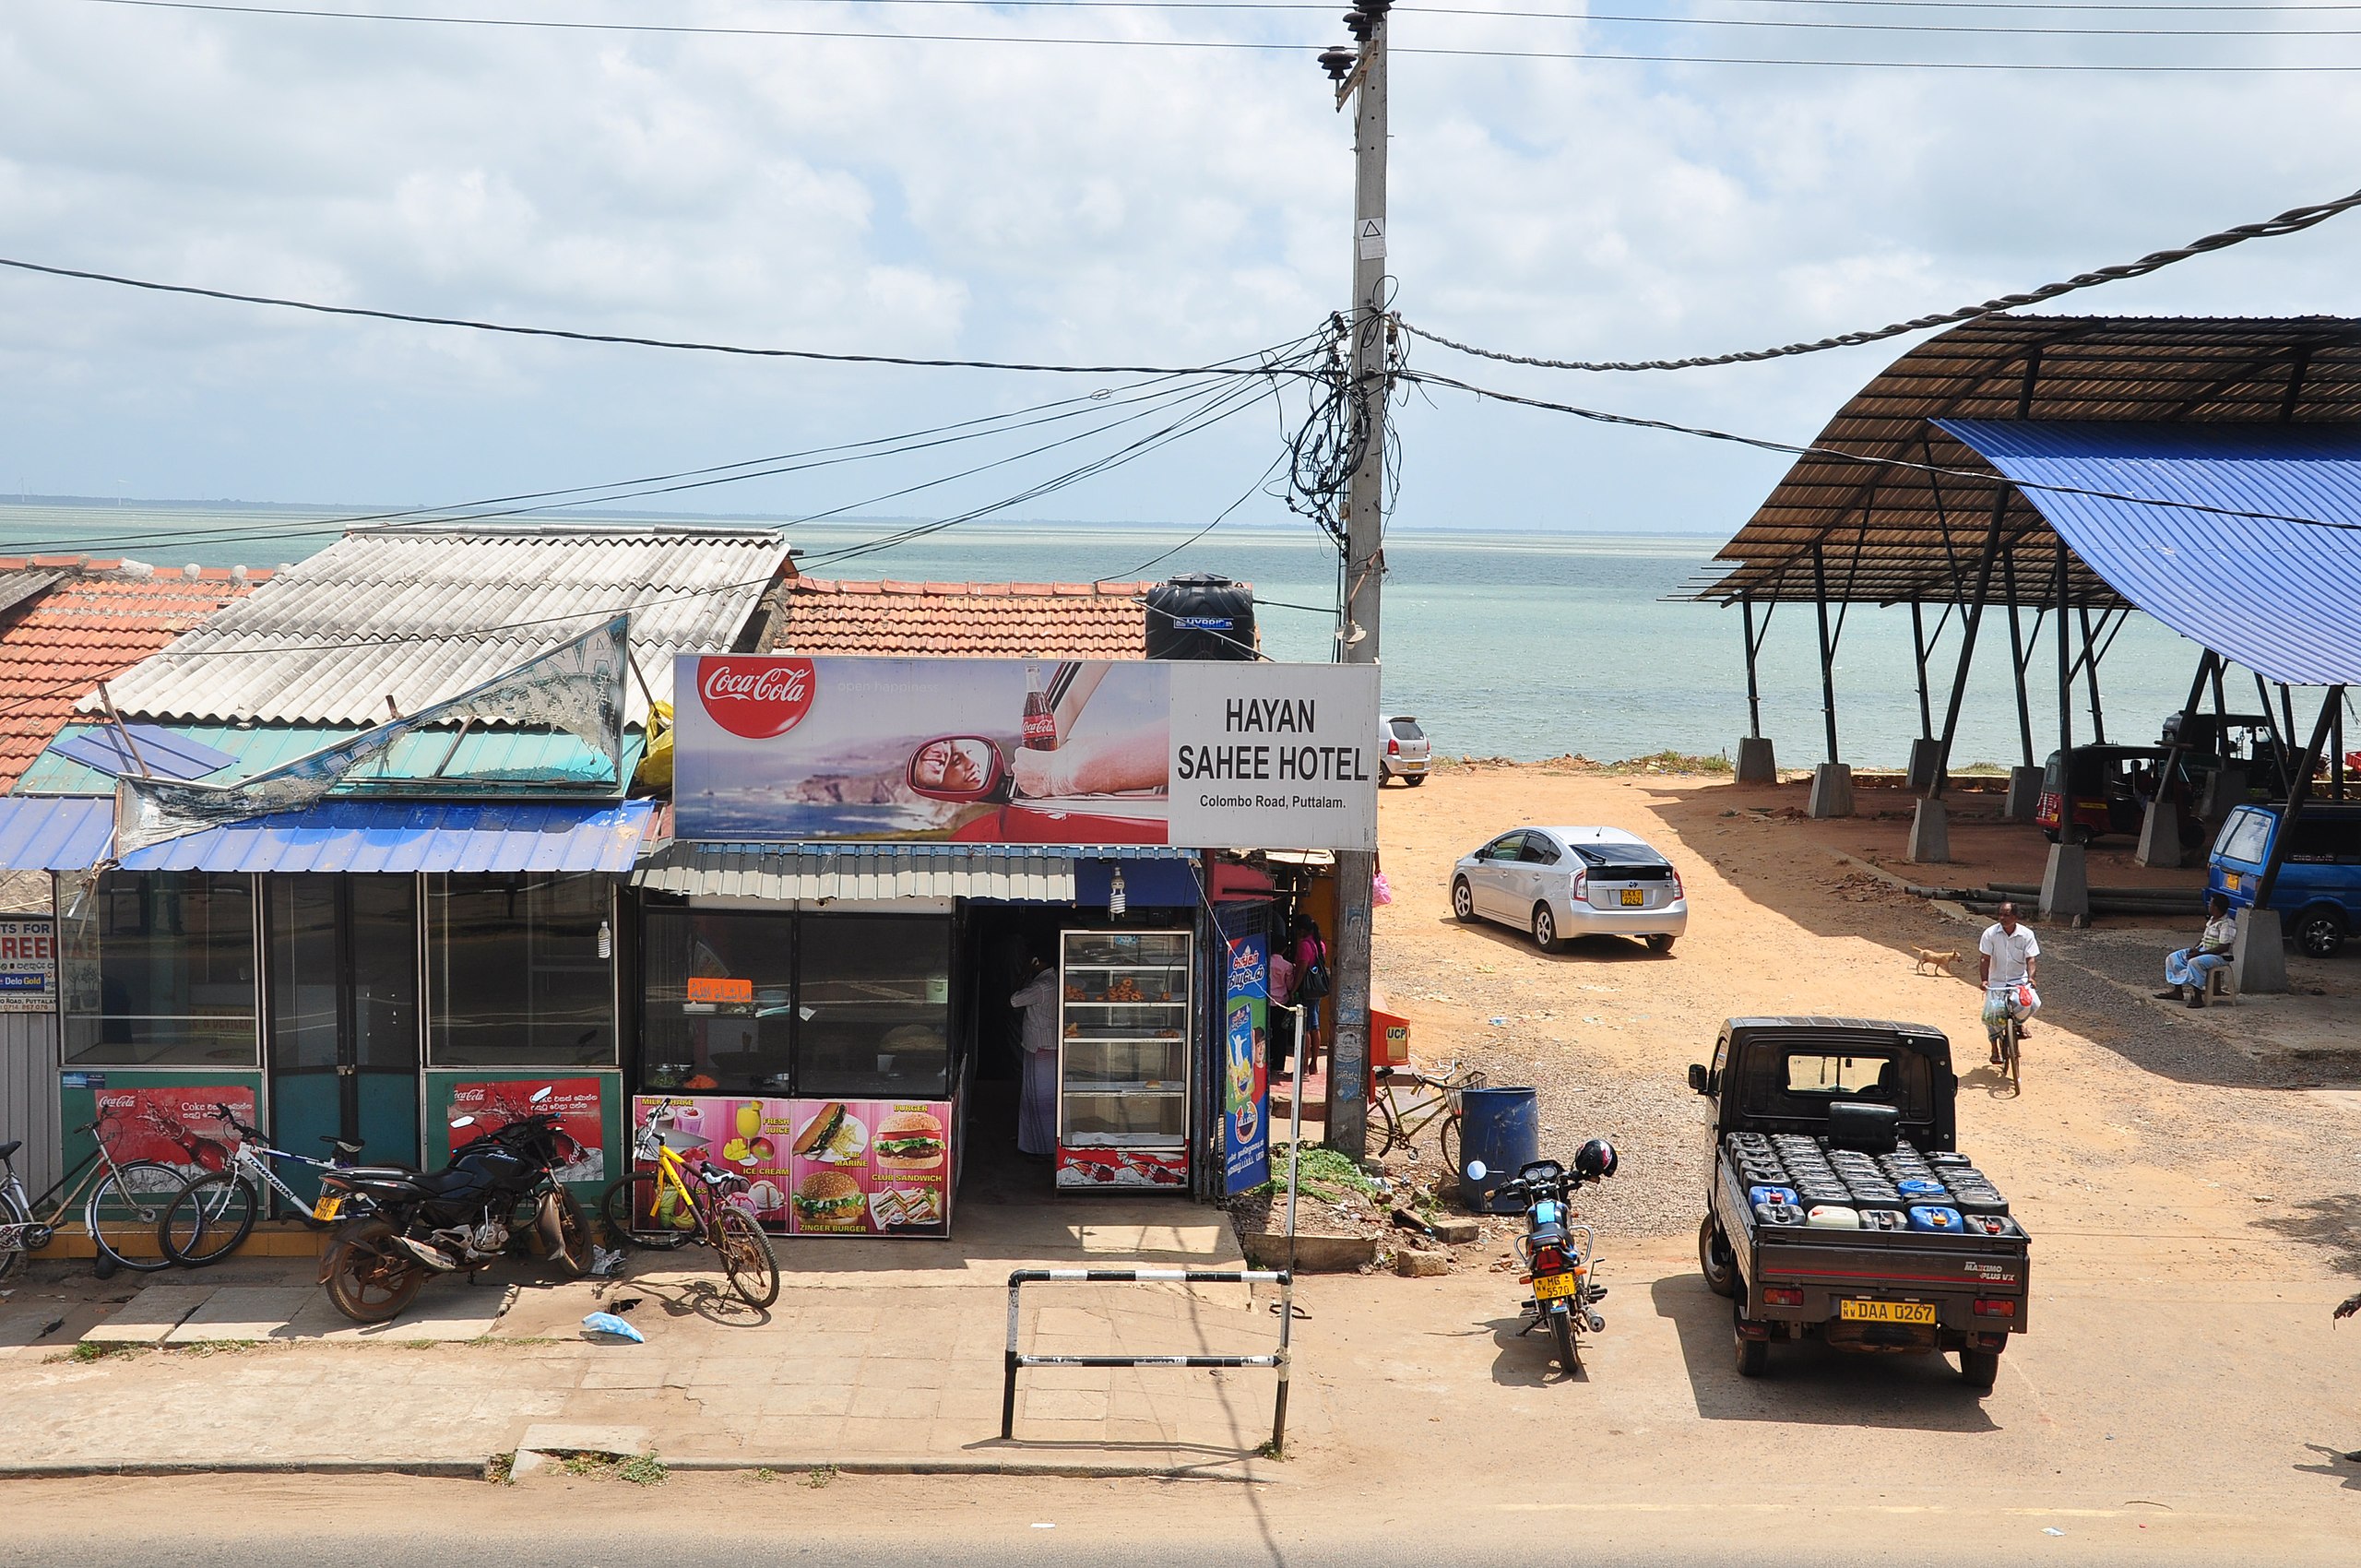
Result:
[311, 1194, 344, 1222]
[1619, 889, 1644, 907]
[1532, 1271, 1582, 1302]
[1839, 1300, 1935, 1325]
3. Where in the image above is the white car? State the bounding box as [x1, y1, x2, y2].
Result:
[1451, 826, 1687, 955]
[1382, 715, 1430, 785]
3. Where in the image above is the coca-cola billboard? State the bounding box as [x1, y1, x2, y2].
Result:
[697, 657, 816, 739]
[672, 654, 1378, 850]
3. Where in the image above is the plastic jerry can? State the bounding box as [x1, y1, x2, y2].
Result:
[1896, 1177, 1948, 1201]
[1748, 1185, 1798, 1208]
[1951, 1193, 2010, 1217]
[1962, 1214, 2018, 1237]
[1907, 1206, 1964, 1233]
[1753, 1201, 1806, 1228]
[1805, 1204, 1860, 1229]
[1855, 1206, 1907, 1231]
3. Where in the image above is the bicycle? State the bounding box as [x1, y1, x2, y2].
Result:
[160, 1103, 368, 1267]
[598, 1102, 780, 1310]
[0, 1111, 188, 1279]
[1984, 982, 2027, 1097]
[1372, 1060, 1487, 1171]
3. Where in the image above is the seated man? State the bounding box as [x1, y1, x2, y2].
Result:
[2157, 894, 2237, 1008]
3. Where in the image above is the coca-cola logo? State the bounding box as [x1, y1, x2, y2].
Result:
[698, 657, 817, 739]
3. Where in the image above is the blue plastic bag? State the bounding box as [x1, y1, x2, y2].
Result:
[582, 1311, 644, 1343]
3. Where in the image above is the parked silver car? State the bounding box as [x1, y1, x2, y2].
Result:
[1382, 715, 1430, 785]
[1451, 826, 1686, 954]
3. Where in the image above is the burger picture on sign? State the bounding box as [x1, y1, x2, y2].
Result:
[673, 655, 1173, 845]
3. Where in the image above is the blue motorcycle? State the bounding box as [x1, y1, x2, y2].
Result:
[1474, 1139, 1619, 1375]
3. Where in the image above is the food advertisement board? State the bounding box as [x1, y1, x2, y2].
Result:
[447, 1076, 609, 1184]
[0, 917, 56, 1013]
[673, 655, 1380, 851]
[628, 1094, 952, 1237]
[1222, 933, 1271, 1194]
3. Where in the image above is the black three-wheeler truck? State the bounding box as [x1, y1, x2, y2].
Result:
[1689, 1016, 2031, 1393]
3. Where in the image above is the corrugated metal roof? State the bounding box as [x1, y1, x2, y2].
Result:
[18, 721, 642, 798]
[88, 526, 789, 727]
[631, 841, 1194, 903]
[119, 799, 658, 873]
[1936, 420, 2361, 686]
[1692, 315, 2361, 606]
[0, 796, 113, 870]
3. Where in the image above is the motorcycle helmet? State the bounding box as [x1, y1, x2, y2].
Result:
[1574, 1138, 1619, 1181]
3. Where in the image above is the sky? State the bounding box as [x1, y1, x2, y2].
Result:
[4, 0, 2361, 552]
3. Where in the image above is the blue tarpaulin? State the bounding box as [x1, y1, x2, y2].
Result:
[1938, 420, 2361, 686]
[0, 796, 658, 873]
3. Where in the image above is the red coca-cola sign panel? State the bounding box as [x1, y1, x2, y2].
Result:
[698, 658, 817, 739]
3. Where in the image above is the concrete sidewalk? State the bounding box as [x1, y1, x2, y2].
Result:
[0, 1194, 1305, 1478]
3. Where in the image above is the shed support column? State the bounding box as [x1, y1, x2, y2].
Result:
[2041, 542, 2088, 922]
[2140, 651, 2218, 871]
[2001, 552, 2041, 820]
[1913, 493, 2007, 860]
[2238, 685, 2344, 995]
[1905, 600, 1944, 796]
[2080, 607, 2107, 744]
[1735, 597, 1776, 784]
[1808, 542, 1851, 818]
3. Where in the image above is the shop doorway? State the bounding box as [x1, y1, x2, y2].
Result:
[266, 875, 422, 1203]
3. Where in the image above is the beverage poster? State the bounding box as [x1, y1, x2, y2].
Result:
[0, 917, 56, 1013]
[673, 654, 1380, 851]
[628, 1094, 952, 1237]
[1223, 934, 1271, 1193]
[93, 1085, 253, 1178]
[448, 1077, 608, 1183]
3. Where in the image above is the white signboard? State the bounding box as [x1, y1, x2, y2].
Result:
[0, 917, 56, 1012]
[675, 656, 1380, 851]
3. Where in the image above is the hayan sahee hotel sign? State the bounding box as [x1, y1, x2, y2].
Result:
[674, 655, 1381, 850]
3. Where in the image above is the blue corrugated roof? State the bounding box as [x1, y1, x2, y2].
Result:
[120, 800, 658, 873]
[0, 796, 657, 873]
[1938, 421, 2361, 685]
[18, 722, 642, 798]
[0, 796, 114, 870]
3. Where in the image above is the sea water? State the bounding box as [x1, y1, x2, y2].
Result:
[0, 503, 2214, 766]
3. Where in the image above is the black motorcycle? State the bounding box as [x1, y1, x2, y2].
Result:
[315, 1087, 594, 1324]
[1472, 1138, 1619, 1376]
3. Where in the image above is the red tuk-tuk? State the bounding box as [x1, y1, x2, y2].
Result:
[2036, 745, 2192, 846]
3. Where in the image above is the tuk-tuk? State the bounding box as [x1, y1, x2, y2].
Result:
[2036, 744, 2194, 845]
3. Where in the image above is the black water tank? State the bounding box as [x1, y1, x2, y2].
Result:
[1145, 574, 1256, 660]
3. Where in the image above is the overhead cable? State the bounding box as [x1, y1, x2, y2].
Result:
[1400, 367, 2361, 534]
[1398, 184, 2361, 374]
[46, 0, 2361, 68]
[0, 255, 1322, 378]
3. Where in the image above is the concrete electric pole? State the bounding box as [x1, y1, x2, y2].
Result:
[1320, 2, 1390, 1159]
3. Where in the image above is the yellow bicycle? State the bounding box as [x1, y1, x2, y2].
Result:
[598, 1102, 780, 1309]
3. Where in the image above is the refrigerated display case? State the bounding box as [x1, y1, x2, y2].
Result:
[1056, 928, 1192, 1191]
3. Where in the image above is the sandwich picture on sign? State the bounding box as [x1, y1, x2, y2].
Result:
[792, 1101, 869, 1164]
[872, 1109, 946, 1172]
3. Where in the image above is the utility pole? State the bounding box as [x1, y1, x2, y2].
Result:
[1319, 2, 1390, 1159]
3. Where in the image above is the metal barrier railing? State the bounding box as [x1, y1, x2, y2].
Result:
[1001, 1266, 1296, 1454]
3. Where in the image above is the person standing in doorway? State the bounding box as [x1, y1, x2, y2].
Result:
[1010, 953, 1060, 1157]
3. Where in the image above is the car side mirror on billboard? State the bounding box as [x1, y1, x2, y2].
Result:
[906, 736, 1010, 802]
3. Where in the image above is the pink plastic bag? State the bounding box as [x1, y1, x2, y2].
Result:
[1371, 872, 1394, 907]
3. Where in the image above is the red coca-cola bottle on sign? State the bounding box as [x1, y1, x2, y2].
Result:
[1022, 663, 1057, 752]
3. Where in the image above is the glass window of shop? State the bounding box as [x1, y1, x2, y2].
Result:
[637, 911, 949, 1099]
[428, 872, 616, 1068]
[60, 871, 259, 1066]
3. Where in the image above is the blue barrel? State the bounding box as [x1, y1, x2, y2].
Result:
[1458, 1086, 1541, 1212]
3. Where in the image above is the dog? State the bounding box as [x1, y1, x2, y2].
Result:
[1911, 946, 1959, 976]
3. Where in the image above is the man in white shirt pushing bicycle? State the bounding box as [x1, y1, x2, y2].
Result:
[1977, 901, 2041, 1067]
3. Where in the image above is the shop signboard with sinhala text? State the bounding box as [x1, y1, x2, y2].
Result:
[673, 655, 1380, 851]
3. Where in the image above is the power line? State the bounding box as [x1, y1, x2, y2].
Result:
[0, 255, 1324, 378]
[1399, 184, 2361, 374]
[46, 0, 2361, 66]
[1399, 366, 2361, 534]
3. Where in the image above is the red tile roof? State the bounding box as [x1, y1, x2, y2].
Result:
[761, 577, 1165, 659]
[0, 564, 269, 791]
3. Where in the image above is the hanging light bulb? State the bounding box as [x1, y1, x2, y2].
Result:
[598, 920, 612, 960]
[1108, 868, 1127, 919]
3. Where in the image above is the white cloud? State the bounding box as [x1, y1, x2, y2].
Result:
[0, 0, 2356, 542]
